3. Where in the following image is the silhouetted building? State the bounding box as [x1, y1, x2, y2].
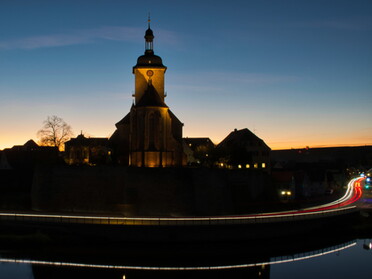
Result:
[64, 134, 111, 165]
[271, 146, 372, 196]
[271, 146, 372, 170]
[110, 23, 184, 167]
[1, 140, 59, 169]
[216, 128, 271, 172]
[183, 137, 215, 166]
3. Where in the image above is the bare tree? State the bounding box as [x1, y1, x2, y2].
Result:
[37, 115, 73, 150]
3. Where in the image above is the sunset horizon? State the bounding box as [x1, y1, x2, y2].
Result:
[1, 1, 371, 152]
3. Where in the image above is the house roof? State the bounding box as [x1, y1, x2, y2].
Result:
[217, 128, 270, 150]
[24, 139, 39, 150]
[65, 134, 109, 147]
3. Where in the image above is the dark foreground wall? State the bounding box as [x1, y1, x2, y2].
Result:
[0, 169, 32, 210]
[31, 166, 272, 216]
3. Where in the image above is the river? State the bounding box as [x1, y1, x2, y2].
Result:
[0, 233, 371, 279]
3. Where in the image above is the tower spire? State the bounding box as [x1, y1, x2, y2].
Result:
[144, 15, 154, 54]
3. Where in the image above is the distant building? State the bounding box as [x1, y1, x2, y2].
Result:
[64, 134, 111, 165]
[271, 146, 372, 170]
[215, 128, 271, 172]
[183, 138, 215, 166]
[110, 24, 184, 167]
[1, 140, 59, 169]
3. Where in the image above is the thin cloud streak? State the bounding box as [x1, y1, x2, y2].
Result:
[169, 72, 301, 90]
[213, 72, 301, 84]
[0, 26, 179, 50]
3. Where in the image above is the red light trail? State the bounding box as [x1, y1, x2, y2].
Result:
[248, 177, 364, 218]
[0, 177, 364, 225]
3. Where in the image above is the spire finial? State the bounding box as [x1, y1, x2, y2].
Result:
[148, 12, 151, 29]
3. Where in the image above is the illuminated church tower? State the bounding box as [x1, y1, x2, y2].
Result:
[110, 21, 184, 167]
[133, 21, 166, 104]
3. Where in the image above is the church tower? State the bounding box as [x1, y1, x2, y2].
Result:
[110, 20, 185, 167]
[133, 19, 167, 104]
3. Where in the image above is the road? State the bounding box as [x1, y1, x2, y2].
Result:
[0, 177, 364, 226]
[249, 176, 364, 218]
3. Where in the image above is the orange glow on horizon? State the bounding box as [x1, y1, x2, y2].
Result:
[268, 142, 372, 150]
[2, 136, 372, 151]
[1, 127, 372, 151]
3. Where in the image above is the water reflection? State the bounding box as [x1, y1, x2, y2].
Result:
[30, 265, 270, 279]
[0, 234, 368, 279]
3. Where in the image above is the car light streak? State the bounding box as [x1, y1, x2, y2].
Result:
[0, 178, 364, 225]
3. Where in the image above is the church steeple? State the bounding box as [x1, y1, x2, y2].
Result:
[144, 15, 154, 54]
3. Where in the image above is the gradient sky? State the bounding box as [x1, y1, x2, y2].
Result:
[1, 0, 371, 150]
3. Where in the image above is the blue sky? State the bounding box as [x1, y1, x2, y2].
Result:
[1, 0, 371, 150]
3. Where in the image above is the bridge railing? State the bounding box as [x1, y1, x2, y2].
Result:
[0, 205, 358, 226]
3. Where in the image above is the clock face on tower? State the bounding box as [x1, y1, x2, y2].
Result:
[146, 70, 154, 77]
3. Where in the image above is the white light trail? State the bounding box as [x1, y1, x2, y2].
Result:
[0, 242, 356, 271]
[0, 178, 362, 225]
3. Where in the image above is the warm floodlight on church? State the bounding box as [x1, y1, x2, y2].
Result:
[109, 20, 185, 167]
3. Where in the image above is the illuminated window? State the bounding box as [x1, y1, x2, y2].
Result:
[262, 163, 266, 168]
[246, 164, 250, 168]
[254, 163, 258, 168]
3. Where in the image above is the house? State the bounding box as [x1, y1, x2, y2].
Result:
[183, 138, 215, 166]
[1, 140, 59, 169]
[216, 128, 271, 172]
[64, 134, 111, 165]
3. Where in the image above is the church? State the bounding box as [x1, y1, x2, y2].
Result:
[109, 23, 185, 167]
[33, 22, 274, 216]
[64, 22, 271, 170]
